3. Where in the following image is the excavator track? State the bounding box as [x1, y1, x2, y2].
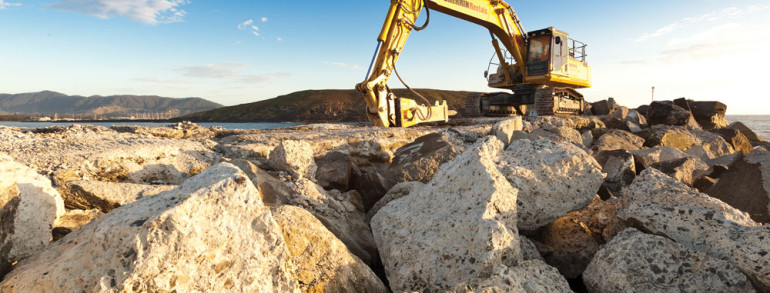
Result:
[465, 93, 482, 117]
[534, 87, 585, 116]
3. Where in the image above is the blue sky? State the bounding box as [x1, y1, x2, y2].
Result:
[1, 0, 769, 114]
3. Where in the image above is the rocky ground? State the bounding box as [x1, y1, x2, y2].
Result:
[0, 99, 769, 292]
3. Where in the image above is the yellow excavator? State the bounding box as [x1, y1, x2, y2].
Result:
[355, 0, 592, 127]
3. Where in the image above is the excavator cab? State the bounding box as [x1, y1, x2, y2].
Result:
[524, 27, 591, 89]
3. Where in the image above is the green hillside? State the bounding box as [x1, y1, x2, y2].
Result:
[181, 88, 479, 123]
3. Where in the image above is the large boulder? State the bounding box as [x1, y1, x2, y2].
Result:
[366, 181, 424, 222]
[646, 100, 699, 128]
[386, 132, 460, 184]
[454, 261, 572, 293]
[0, 163, 300, 292]
[498, 139, 604, 231]
[706, 149, 770, 223]
[271, 205, 388, 293]
[532, 196, 625, 278]
[62, 180, 176, 212]
[545, 126, 583, 146]
[51, 209, 103, 241]
[639, 126, 698, 150]
[226, 158, 293, 207]
[371, 137, 521, 292]
[492, 117, 524, 146]
[590, 100, 612, 115]
[268, 140, 317, 179]
[0, 154, 66, 278]
[286, 178, 377, 266]
[314, 151, 353, 191]
[649, 157, 710, 186]
[618, 168, 770, 291]
[729, 121, 765, 146]
[593, 129, 645, 151]
[690, 101, 728, 130]
[593, 150, 636, 193]
[584, 228, 755, 293]
[630, 146, 689, 169]
[711, 128, 753, 155]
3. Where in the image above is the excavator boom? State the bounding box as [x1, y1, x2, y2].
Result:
[356, 0, 592, 127]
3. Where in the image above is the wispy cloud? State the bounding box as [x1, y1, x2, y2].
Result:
[0, 0, 21, 9]
[634, 5, 768, 42]
[177, 62, 249, 79]
[132, 77, 193, 83]
[237, 19, 261, 37]
[49, 0, 189, 25]
[323, 61, 360, 70]
[174, 63, 290, 84]
[261, 17, 267, 22]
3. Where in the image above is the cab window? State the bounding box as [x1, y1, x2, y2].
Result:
[527, 35, 551, 63]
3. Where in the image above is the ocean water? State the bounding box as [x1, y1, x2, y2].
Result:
[0, 121, 302, 130]
[726, 115, 770, 140]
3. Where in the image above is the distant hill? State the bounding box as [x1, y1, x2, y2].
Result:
[181, 89, 479, 123]
[0, 91, 222, 118]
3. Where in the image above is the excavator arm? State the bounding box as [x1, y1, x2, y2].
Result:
[356, 0, 530, 127]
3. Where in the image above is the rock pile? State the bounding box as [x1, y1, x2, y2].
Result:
[0, 97, 767, 292]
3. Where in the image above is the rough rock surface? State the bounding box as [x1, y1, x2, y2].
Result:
[706, 149, 770, 223]
[386, 132, 460, 184]
[532, 196, 625, 278]
[111, 121, 215, 140]
[0, 125, 217, 185]
[618, 168, 770, 291]
[594, 150, 636, 193]
[649, 157, 710, 186]
[493, 117, 523, 146]
[497, 139, 604, 231]
[268, 140, 318, 179]
[584, 228, 755, 293]
[314, 151, 353, 191]
[640, 126, 699, 150]
[226, 158, 293, 207]
[630, 146, 689, 169]
[690, 101, 728, 130]
[455, 261, 572, 293]
[593, 129, 644, 151]
[712, 128, 753, 155]
[371, 137, 521, 292]
[350, 166, 391, 211]
[729, 121, 765, 146]
[0, 163, 299, 292]
[285, 178, 377, 266]
[51, 209, 103, 241]
[0, 153, 66, 278]
[271, 205, 388, 293]
[546, 126, 583, 146]
[366, 181, 424, 222]
[646, 101, 699, 127]
[63, 180, 176, 212]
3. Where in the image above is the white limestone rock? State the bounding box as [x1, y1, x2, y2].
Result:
[0, 153, 66, 278]
[371, 137, 521, 292]
[455, 261, 572, 293]
[618, 168, 770, 291]
[63, 180, 176, 212]
[271, 205, 388, 293]
[0, 163, 299, 292]
[630, 146, 689, 169]
[268, 140, 317, 179]
[286, 178, 377, 266]
[493, 117, 524, 146]
[584, 228, 755, 293]
[496, 139, 604, 231]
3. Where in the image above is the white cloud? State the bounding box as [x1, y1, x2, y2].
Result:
[261, 17, 267, 22]
[276, 37, 283, 42]
[634, 5, 767, 42]
[237, 19, 253, 30]
[176, 63, 248, 79]
[237, 19, 261, 37]
[323, 61, 361, 70]
[0, 0, 21, 9]
[133, 77, 193, 83]
[49, 0, 189, 25]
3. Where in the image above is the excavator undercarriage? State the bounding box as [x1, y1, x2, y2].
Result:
[465, 86, 586, 118]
